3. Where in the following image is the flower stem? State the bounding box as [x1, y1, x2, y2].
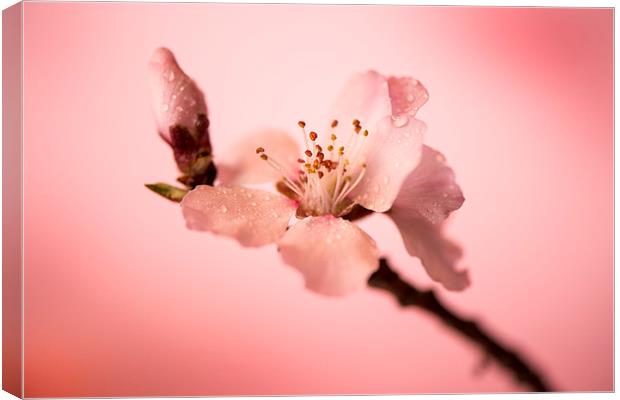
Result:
[368, 258, 553, 392]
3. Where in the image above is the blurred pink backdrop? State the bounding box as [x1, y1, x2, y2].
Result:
[21, 4, 612, 396]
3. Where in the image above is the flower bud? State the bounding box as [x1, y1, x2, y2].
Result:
[148, 48, 215, 185]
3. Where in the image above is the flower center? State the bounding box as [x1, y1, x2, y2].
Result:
[256, 119, 371, 217]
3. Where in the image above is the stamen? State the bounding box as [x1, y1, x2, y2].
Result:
[260, 154, 268, 160]
[288, 117, 371, 216]
[333, 163, 367, 207]
[256, 147, 265, 154]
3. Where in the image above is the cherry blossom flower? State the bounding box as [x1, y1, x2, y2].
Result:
[150, 49, 469, 296]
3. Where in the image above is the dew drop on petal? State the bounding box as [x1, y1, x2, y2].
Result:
[219, 205, 228, 213]
[168, 70, 175, 81]
[391, 115, 408, 128]
[161, 103, 169, 111]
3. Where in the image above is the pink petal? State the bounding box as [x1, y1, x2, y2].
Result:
[277, 216, 380, 296]
[387, 76, 429, 117]
[388, 212, 470, 291]
[217, 130, 300, 185]
[148, 47, 207, 142]
[329, 71, 429, 134]
[181, 186, 296, 247]
[329, 71, 392, 133]
[349, 115, 426, 212]
[392, 145, 465, 224]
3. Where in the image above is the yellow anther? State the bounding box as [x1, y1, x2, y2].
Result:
[298, 121, 306, 128]
[256, 147, 265, 154]
[363, 129, 369, 136]
[327, 145, 334, 151]
[309, 131, 318, 141]
[331, 120, 338, 128]
[331, 134, 337, 141]
[260, 154, 268, 160]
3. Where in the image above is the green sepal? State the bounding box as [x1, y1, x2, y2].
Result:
[145, 183, 188, 202]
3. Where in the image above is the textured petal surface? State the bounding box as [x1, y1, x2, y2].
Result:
[392, 145, 465, 224]
[350, 115, 426, 212]
[388, 212, 470, 291]
[217, 130, 300, 185]
[329, 71, 392, 135]
[278, 216, 380, 296]
[387, 76, 429, 117]
[181, 186, 296, 247]
[148, 47, 207, 141]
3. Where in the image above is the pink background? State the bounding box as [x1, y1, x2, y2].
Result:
[21, 4, 612, 396]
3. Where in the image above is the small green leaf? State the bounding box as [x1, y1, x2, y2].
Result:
[145, 183, 188, 202]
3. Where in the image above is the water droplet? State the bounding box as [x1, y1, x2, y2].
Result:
[442, 193, 448, 198]
[219, 205, 228, 213]
[168, 70, 175, 81]
[391, 115, 408, 128]
[176, 106, 184, 112]
[373, 185, 380, 193]
[335, 234, 342, 240]
[161, 103, 169, 111]
[406, 94, 414, 102]
[179, 86, 185, 91]
[251, 202, 257, 207]
[382, 177, 390, 184]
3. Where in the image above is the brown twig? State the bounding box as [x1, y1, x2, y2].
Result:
[368, 258, 553, 392]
